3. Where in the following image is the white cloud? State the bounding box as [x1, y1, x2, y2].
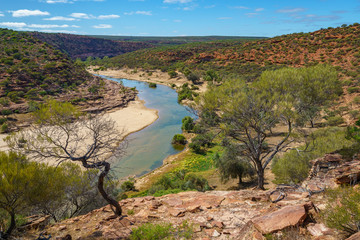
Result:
[97, 14, 120, 19]
[44, 16, 77, 21]
[277, 8, 306, 13]
[10, 9, 50, 17]
[0, 22, 27, 28]
[28, 24, 79, 28]
[70, 12, 93, 19]
[255, 8, 264, 12]
[124, 11, 152, 16]
[163, 0, 192, 3]
[0, 12, 4, 17]
[45, 0, 73, 3]
[93, 24, 112, 28]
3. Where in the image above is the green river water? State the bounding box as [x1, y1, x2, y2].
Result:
[100, 76, 196, 180]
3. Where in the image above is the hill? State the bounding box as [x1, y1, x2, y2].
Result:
[88, 35, 266, 46]
[28, 32, 155, 60]
[0, 28, 136, 129]
[96, 23, 360, 81]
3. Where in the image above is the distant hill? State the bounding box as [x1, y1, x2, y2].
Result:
[88, 35, 266, 46]
[0, 28, 136, 122]
[96, 24, 360, 81]
[29, 32, 155, 60]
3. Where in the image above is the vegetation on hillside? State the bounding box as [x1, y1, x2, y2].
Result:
[0, 28, 92, 112]
[29, 32, 155, 60]
[94, 23, 360, 81]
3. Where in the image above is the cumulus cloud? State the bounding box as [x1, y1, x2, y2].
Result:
[124, 11, 152, 16]
[163, 0, 192, 3]
[97, 14, 120, 19]
[44, 16, 77, 21]
[93, 24, 112, 28]
[0, 22, 79, 29]
[0, 22, 27, 28]
[28, 24, 79, 28]
[10, 9, 50, 17]
[70, 12, 93, 19]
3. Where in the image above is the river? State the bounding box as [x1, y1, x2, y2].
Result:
[100, 76, 196, 179]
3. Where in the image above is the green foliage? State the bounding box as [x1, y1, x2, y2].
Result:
[168, 70, 178, 78]
[148, 170, 210, 196]
[181, 154, 214, 172]
[148, 82, 157, 88]
[172, 134, 186, 145]
[1, 123, 8, 133]
[272, 127, 355, 184]
[326, 116, 345, 126]
[178, 83, 195, 102]
[322, 186, 360, 236]
[88, 84, 100, 94]
[121, 180, 136, 192]
[189, 133, 214, 154]
[215, 141, 255, 184]
[130, 221, 193, 240]
[181, 116, 194, 132]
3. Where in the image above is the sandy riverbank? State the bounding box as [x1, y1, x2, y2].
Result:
[0, 99, 158, 156]
[88, 67, 208, 93]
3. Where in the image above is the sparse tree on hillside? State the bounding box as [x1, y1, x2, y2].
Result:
[6, 100, 125, 216]
[197, 65, 341, 189]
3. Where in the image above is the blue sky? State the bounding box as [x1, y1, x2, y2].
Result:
[0, 0, 359, 37]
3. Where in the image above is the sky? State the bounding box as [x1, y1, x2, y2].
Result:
[0, 0, 359, 37]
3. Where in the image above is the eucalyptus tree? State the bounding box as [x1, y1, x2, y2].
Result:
[197, 65, 341, 189]
[6, 100, 125, 216]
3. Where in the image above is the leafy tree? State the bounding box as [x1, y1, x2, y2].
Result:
[6, 100, 125, 216]
[0, 152, 44, 239]
[181, 116, 194, 132]
[198, 79, 294, 189]
[256, 65, 341, 127]
[172, 134, 186, 145]
[198, 65, 341, 189]
[215, 141, 255, 185]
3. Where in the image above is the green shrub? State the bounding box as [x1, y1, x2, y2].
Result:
[181, 116, 194, 132]
[148, 82, 157, 88]
[348, 87, 359, 93]
[172, 134, 186, 145]
[121, 180, 136, 192]
[168, 70, 178, 78]
[272, 127, 354, 184]
[189, 133, 214, 154]
[326, 116, 345, 126]
[1, 123, 8, 133]
[130, 221, 193, 240]
[1, 109, 12, 116]
[322, 186, 360, 236]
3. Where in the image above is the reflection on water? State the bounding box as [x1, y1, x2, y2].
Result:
[100, 76, 196, 179]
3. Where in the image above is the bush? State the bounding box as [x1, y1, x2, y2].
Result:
[168, 70, 178, 78]
[130, 222, 193, 240]
[121, 180, 136, 192]
[189, 133, 214, 154]
[326, 116, 345, 126]
[172, 134, 186, 145]
[182, 116, 194, 132]
[348, 87, 359, 93]
[148, 82, 157, 88]
[322, 186, 360, 236]
[272, 127, 355, 184]
[1, 123, 8, 133]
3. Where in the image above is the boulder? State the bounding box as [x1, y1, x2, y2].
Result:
[252, 204, 307, 234]
[346, 232, 360, 240]
[307, 223, 334, 237]
[335, 160, 360, 185]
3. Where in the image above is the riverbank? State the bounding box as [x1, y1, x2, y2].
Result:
[87, 67, 208, 93]
[0, 99, 158, 156]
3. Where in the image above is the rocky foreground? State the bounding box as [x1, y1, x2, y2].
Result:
[21, 154, 360, 240]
